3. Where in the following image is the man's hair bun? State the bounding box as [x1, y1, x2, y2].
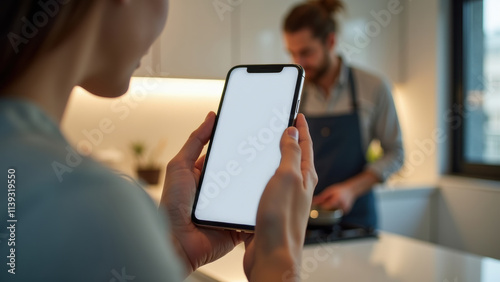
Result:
[314, 0, 344, 14]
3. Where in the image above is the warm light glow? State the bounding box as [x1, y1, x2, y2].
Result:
[310, 210, 319, 219]
[71, 77, 226, 100]
[129, 77, 225, 98]
[392, 83, 404, 96]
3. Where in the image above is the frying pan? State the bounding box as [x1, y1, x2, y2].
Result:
[307, 206, 344, 229]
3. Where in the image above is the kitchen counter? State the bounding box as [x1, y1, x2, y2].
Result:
[188, 232, 500, 282]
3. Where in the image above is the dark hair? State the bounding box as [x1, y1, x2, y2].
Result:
[283, 0, 344, 42]
[0, 1, 95, 91]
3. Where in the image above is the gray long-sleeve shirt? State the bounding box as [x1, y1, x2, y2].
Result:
[302, 59, 404, 181]
[0, 99, 183, 281]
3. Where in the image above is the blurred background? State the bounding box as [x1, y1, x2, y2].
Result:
[60, 0, 500, 263]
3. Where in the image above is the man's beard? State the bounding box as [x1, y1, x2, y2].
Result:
[308, 49, 331, 83]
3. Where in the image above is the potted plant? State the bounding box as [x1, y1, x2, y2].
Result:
[131, 140, 167, 185]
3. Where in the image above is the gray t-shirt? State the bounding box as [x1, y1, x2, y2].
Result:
[0, 99, 183, 281]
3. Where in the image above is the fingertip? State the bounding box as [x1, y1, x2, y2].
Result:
[296, 113, 309, 129]
[205, 111, 216, 122]
[200, 112, 216, 134]
[287, 127, 299, 141]
[296, 113, 305, 123]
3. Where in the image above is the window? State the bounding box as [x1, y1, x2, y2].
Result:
[452, 0, 500, 179]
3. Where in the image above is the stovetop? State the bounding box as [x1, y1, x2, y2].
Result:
[304, 222, 378, 245]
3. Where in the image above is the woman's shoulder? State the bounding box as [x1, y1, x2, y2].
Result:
[0, 99, 149, 205]
[0, 128, 157, 220]
[0, 132, 181, 280]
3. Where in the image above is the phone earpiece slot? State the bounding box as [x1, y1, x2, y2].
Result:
[246, 65, 284, 73]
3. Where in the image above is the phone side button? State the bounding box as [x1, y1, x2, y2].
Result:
[296, 100, 300, 113]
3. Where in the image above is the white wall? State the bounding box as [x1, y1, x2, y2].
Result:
[388, 0, 441, 186]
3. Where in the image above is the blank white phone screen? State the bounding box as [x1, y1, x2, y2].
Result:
[194, 66, 300, 226]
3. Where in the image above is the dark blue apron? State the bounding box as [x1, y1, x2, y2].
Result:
[303, 67, 377, 229]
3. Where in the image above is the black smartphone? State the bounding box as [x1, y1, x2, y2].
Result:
[192, 64, 305, 232]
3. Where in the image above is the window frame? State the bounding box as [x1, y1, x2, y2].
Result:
[451, 0, 500, 180]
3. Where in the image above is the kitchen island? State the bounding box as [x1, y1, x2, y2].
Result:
[187, 232, 500, 282]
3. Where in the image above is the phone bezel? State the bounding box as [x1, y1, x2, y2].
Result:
[191, 64, 305, 232]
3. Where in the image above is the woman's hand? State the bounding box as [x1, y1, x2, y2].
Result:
[160, 112, 250, 276]
[243, 114, 318, 282]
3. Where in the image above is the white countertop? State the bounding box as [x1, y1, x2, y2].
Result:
[188, 232, 500, 282]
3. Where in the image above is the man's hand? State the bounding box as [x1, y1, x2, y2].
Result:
[312, 170, 380, 213]
[160, 112, 250, 276]
[243, 114, 318, 282]
[312, 182, 357, 213]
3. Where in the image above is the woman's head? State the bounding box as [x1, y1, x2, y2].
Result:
[283, 0, 343, 81]
[0, 0, 169, 98]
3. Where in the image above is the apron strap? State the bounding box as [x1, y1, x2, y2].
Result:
[300, 66, 359, 113]
[348, 67, 358, 112]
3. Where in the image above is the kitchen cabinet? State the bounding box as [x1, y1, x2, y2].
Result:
[236, 0, 302, 65]
[135, 0, 233, 79]
[136, 0, 298, 79]
[336, 0, 405, 82]
[135, 0, 405, 82]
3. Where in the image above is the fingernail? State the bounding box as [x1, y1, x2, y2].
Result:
[288, 127, 298, 141]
